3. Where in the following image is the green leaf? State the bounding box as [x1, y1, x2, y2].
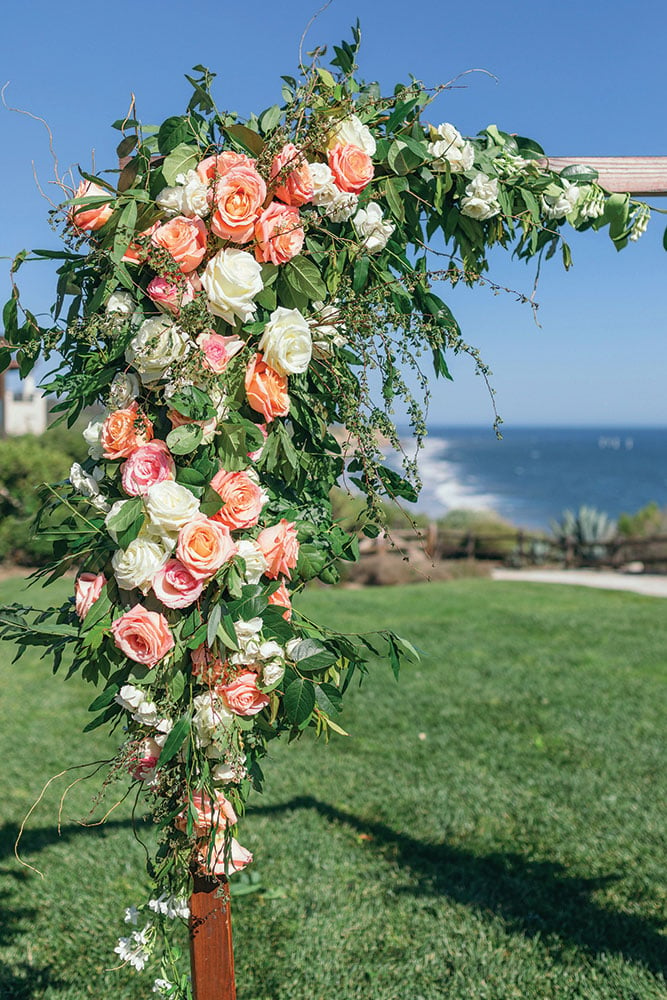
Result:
[388, 136, 426, 176]
[162, 142, 200, 186]
[259, 105, 282, 134]
[158, 117, 194, 155]
[352, 255, 370, 292]
[560, 163, 599, 184]
[289, 639, 337, 673]
[169, 386, 216, 421]
[80, 587, 111, 631]
[116, 135, 138, 159]
[112, 199, 138, 264]
[87, 685, 119, 713]
[170, 670, 186, 702]
[315, 683, 343, 715]
[295, 542, 328, 581]
[207, 604, 222, 648]
[166, 423, 203, 455]
[199, 485, 224, 517]
[106, 497, 144, 550]
[224, 124, 265, 157]
[157, 714, 191, 768]
[283, 677, 316, 726]
[384, 176, 406, 223]
[283, 256, 327, 303]
[216, 613, 239, 651]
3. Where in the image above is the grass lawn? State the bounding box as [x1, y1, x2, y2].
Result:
[0, 576, 665, 999]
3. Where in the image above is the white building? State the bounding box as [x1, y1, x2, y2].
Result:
[1, 373, 48, 436]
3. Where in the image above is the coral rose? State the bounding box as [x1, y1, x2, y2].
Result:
[152, 558, 204, 609]
[111, 605, 174, 668]
[146, 273, 199, 315]
[177, 517, 237, 580]
[74, 572, 106, 620]
[101, 402, 153, 460]
[197, 332, 244, 374]
[209, 470, 266, 531]
[121, 440, 175, 497]
[245, 353, 290, 422]
[176, 790, 237, 838]
[210, 165, 267, 243]
[271, 143, 314, 207]
[254, 203, 304, 265]
[219, 671, 270, 716]
[122, 223, 159, 263]
[328, 143, 374, 194]
[197, 151, 254, 185]
[257, 520, 299, 579]
[267, 581, 292, 620]
[206, 835, 253, 876]
[151, 216, 207, 273]
[69, 179, 113, 231]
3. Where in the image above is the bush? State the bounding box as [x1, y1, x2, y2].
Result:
[617, 501, 667, 537]
[437, 508, 519, 558]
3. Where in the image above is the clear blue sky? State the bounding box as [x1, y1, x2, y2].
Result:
[1, 0, 665, 428]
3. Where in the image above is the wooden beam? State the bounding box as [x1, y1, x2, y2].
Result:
[189, 874, 236, 1000]
[546, 156, 667, 197]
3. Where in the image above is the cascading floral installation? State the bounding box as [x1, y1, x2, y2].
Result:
[0, 24, 654, 996]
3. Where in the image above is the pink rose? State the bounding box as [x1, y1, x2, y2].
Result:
[267, 580, 292, 621]
[328, 143, 374, 194]
[111, 605, 174, 668]
[74, 572, 106, 620]
[129, 737, 161, 782]
[197, 151, 255, 185]
[209, 165, 267, 243]
[197, 331, 244, 374]
[271, 143, 313, 207]
[152, 558, 204, 609]
[257, 520, 300, 579]
[219, 670, 270, 716]
[121, 440, 176, 497]
[146, 273, 199, 315]
[177, 517, 238, 580]
[254, 203, 304, 265]
[69, 180, 113, 231]
[209, 470, 266, 531]
[205, 836, 253, 877]
[176, 790, 238, 838]
[152, 216, 207, 273]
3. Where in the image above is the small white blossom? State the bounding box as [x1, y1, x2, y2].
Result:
[153, 980, 174, 995]
[124, 905, 139, 925]
[148, 893, 190, 919]
[541, 178, 580, 219]
[460, 173, 501, 221]
[629, 205, 650, 242]
[82, 419, 105, 460]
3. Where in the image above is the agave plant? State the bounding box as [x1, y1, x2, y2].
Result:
[551, 505, 617, 563]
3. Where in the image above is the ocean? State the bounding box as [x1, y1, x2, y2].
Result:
[393, 426, 667, 530]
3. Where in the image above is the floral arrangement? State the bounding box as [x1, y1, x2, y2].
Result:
[0, 24, 653, 996]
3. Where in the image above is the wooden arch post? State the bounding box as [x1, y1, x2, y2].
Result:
[189, 874, 236, 1000]
[183, 154, 666, 1000]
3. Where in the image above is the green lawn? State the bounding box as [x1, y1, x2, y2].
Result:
[0, 576, 665, 999]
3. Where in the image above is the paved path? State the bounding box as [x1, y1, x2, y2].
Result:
[492, 568, 667, 598]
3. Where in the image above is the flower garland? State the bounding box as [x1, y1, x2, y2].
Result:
[0, 25, 653, 996]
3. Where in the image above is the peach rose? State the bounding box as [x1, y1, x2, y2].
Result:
[257, 520, 299, 579]
[74, 572, 106, 620]
[176, 789, 238, 838]
[206, 835, 253, 876]
[69, 179, 113, 231]
[146, 273, 199, 315]
[267, 581, 292, 620]
[111, 604, 174, 668]
[210, 165, 267, 243]
[121, 440, 175, 496]
[328, 143, 374, 194]
[271, 143, 314, 207]
[245, 353, 290, 422]
[101, 402, 154, 460]
[209, 470, 266, 531]
[123, 223, 159, 263]
[197, 151, 255, 185]
[191, 643, 226, 686]
[177, 517, 237, 580]
[254, 203, 304, 265]
[152, 558, 204, 609]
[129, 737, 161, 782]
[152, 216, 207, 273]
[219, 670, 270, 716]
[197, 332, 244, 374]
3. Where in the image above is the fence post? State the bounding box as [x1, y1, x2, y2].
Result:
[189, 874, 236, 1000]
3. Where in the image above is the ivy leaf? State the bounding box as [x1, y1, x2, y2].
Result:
[283, 677, 315, 726]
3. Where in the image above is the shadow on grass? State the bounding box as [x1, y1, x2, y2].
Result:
[249, 796, 667, 978]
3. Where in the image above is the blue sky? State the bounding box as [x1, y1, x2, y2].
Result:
[1, 0, 665, 428]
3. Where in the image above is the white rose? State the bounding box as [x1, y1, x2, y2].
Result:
[236, 540, 269, 584]
[201, 248, 264, 326]
[460, 196, 500, 221]
[329, 113, 376, 156]
[326, 191, 358, 222]
[154, 718, 173, 747]
[353, 203, 395, 254]
[145, 481, 201, 535]
[235, 618, 263, 642]
[211, 760, 237, 782]
[115, 684, 147, 712]
[112, 536, 169, 593]
[427, 123, 474, 174]
[465, 174, 499, 202]
[258, 306, 312, 376]
[176, 170, 210, 218]
[155, 186, 184, 216]
[460, 173, 500, 221]
[82, 420, 105, 460]
[192, 693, 233, 745]
[70, 462, 108, 509]
[109, 372, 140, 409]
[126, 317, 189, 385]
[231, 616, 264, 665]
[106, 290, 137, 329]
[262, 658, 285, 688]
[308, 162, 338, 206]
[132, 700, 160, 726]
[541, 179, 580, 219]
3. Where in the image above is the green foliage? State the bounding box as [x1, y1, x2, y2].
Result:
[617, 501, 666, 537]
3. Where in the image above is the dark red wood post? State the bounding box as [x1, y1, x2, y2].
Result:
[189, 874, 236, 1000]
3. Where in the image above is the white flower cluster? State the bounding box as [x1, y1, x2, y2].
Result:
[156, 169, 210, 218]
[629, 204, 650, 242]
[126, 316, 190, 385]
[353, 203, 395, 254]
[308, 161, 358, 221]
[69, 462, 109, 511]
[578, 185, 606, 221]
[114, 923, 153, 971]
[115, 684, 173, 736]
[460, 173, 501, 221]
[309, 301, 346, 356]
[148, 893, 190, 919]
[427, 122, 474, 174]
[230, 617, 285, 686]
[541, 178, 580, 219]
